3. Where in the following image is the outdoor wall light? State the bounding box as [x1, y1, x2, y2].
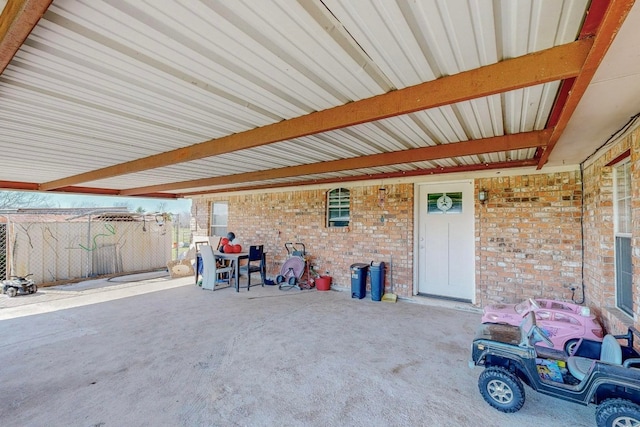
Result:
[478, 189, 488, 204]
[378, 187, 386, 207]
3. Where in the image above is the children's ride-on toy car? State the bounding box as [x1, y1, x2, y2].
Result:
[2, 274, 37, 297]
[470, 312, 640, 427]
[482, 297, 604, 355]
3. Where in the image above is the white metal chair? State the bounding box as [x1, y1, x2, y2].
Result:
[200, 245, 234, 291]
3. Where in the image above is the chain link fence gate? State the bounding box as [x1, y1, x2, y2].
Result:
[0, 208, 174, 285]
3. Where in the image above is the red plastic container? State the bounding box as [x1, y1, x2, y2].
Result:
[315, 276, 332, 291]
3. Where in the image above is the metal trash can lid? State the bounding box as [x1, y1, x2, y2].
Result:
[350, 263, 369, 269]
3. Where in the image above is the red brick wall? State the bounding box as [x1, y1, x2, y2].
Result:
[189, 132, 640, 333]
[192, 184, 414, 297]
[475, 172, 583, 308]
[633, 129, 640, 331]
[582, 127, 638, 333]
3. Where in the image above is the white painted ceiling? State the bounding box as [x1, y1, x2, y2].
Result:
[552, 1, 640, 165]
[0, 0, 638, 199]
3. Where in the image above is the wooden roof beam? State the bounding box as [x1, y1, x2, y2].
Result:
[182, 160, 539, 196]
[537, 0, 636, 168]
[121, 130, 550, 195]
[0, 181, 181, 199]
[0, 0, 52, 75]
[41, 40, 591, 191]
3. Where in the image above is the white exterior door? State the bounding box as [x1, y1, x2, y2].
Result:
[416, 181, 475, 302]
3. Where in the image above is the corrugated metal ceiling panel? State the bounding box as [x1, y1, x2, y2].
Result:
[0, 0, 592, 195]
[68, 79, 560, 192]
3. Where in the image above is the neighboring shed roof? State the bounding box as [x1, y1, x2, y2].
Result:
[0, 207, 152, 222]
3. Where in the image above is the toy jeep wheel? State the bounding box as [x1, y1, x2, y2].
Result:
[596, 398, 640, 427]
[478, 367, 525, 413]
[6, 287, 17, 298]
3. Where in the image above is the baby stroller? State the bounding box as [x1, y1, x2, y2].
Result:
[277, 243, 313, 290]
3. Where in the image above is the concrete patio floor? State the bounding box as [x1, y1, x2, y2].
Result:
[0, 274, 596, 426]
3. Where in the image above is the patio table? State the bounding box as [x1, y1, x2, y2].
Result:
[196, 251, 266, 292]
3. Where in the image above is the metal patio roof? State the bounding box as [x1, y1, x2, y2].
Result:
[0, 0, 639, 199]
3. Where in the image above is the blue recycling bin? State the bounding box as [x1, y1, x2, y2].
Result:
[369, 262, 386, 302]
[350, 263, 369, 299]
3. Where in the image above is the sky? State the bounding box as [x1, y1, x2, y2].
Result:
[9, 191, 192, 214]
[51, 194, 192, 213]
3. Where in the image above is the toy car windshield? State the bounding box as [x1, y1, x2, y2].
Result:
[514, 299, 534, 315]
[519, 311, 541, 347]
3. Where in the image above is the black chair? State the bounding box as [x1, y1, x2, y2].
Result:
[241, 245, 265, 290]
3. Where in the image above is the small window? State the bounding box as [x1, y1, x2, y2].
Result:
[615, 161, 632, 234]
[548, 301, 572, 312]
[327, 188, 350, 227]
[210, 201, 228, 237]
[552, 312, 581, 326]
[536, 311, 551, 320]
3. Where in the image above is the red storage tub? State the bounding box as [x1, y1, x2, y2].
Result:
[315, 276, 332, 291]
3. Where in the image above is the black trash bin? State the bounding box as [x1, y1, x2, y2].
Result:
[369, 262, 386, 301]
[350, 263, 369, 299]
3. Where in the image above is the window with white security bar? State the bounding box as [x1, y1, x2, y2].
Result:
[210, 201, 228, 238]
[327, 188, 350, 228]
[614, 160, 633, 316]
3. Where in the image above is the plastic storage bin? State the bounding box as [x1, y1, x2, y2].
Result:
[315, 275, 332, 291]
[350, 263, 369, 299]
[369, 262, 386, 301]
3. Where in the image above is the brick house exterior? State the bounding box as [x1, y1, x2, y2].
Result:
[192, 185, 415, 297]
[475, 172, 582, 308]
[191, 126, 640, 335]
[582, 126, 639, 334]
